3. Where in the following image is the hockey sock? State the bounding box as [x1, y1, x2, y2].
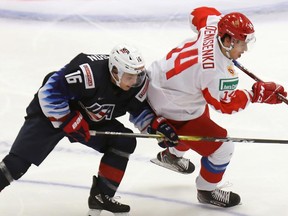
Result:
[97, 148, 130, 196]
[200, 157, 229, 183]
[3, 153, 31, 180]
[0, 161, 13, 190]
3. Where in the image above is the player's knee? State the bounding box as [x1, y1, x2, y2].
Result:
[113, 128, 137, 154]
[2, 153, 31, 180]
[117, 136, 136, 154]
[208, 141, 235, 165]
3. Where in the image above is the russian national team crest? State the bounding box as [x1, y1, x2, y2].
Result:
[227, 65, 236, 76]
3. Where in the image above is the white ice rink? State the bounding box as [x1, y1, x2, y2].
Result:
[0, 0, 288, 215]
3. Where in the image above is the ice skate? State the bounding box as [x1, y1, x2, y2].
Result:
[88, 208, 130, 216]
[150, 149, 195, 174]
[197, 188, 241, 207]
[87, 176, 130, 216]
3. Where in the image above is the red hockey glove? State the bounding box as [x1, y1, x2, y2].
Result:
[147, 117, 179, 148]
[60, 111, 90, 142]
[252, 81, 287, 104]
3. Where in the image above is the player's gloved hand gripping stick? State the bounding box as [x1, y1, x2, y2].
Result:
[147, 117, 179, 148]
[251, 82, 286, 104]
[60, 111, 91, 142]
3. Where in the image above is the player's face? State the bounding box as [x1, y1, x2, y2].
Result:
[119, 73, 139, 91]
[229, 39, 248, 60]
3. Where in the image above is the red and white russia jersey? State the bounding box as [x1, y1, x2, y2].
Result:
[147, 7, 252, 121]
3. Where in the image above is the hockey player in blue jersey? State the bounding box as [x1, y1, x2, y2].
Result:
[0, 44, 179, 216]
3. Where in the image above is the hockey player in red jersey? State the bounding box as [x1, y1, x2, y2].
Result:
[146, 7, 287, 207]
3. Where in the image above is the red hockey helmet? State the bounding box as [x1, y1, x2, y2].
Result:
[218, 12, 255, 43]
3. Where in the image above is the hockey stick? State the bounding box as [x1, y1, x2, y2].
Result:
[89, 130, 288, 144]
[232, 60, 288, 105]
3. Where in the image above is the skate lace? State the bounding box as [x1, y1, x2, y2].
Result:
[105, 195, 122, 206]
[212, 189, 230, 204]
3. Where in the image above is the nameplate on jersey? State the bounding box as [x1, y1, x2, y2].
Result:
[80, 63, 95, 89]
[135, 78, 149, 102]
[219, 78, 238, 91]
[87, 54, 109, 61]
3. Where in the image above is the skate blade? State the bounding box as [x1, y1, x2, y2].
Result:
[87, 209, 130, 216]
[114, 213, 130, 216]
[150, 158, 189, 175]
[87, 209, 101, 216]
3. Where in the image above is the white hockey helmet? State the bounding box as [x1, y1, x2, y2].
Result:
[109, 44, 146, 88]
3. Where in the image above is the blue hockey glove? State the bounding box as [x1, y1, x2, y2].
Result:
[147, 117, 179, 148]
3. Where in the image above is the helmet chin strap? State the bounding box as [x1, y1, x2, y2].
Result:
[110, 68, 124, 87]
[218, 36, 234, 59]
[112, 76, 121, 87]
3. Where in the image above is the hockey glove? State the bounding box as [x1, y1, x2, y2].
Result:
[252, 81, 287, 104]
[60, 111, 90, 142]
[147, 117, 179, 148]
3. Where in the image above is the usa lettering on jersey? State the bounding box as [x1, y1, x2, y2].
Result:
[80, 102, 115, 122]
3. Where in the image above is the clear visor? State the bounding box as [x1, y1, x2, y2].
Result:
[120, 70, 146, 88]
[245, 33, 256, 51]
[245, 33, 256, 43]
[232, 33, 256, 52]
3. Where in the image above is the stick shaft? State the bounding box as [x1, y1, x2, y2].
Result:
[233, 60, 288, 104]
[89, 130, 288, 144]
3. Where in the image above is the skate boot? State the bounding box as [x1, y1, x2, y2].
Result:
[197, 188, 241, 207]
[87, 176, 130, 216]
[150, 149, 195, 174]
